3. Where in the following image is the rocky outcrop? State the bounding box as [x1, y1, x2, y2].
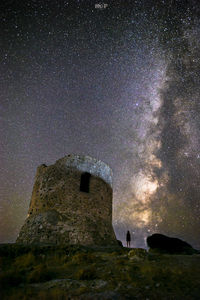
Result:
[147, 233, 199, 254]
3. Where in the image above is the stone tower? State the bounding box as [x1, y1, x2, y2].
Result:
[16, 155, 118, 246]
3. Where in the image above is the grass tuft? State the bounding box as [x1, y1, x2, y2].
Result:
[75, 265, 97, 280]
[27, 264, 55, 283]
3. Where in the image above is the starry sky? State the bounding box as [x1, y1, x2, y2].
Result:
[1, 0, 200, 249]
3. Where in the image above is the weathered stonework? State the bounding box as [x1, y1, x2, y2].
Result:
[16, 155, 118, 246]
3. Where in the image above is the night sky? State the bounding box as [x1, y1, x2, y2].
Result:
[1, 0, 200, 248]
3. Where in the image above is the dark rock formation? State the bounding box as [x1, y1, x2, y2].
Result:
[147, 233, 199, 254]
[117, 240, 123, 247]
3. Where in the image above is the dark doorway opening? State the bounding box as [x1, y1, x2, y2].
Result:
[80, 172, 91, 193]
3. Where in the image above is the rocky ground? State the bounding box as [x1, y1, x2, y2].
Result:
[1, 243, 200, 299]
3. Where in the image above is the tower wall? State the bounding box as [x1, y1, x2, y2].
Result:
[16, 155, 118, 246]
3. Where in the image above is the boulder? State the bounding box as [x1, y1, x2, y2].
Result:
[117, 240, 123, 247]
[147, 233, 199, 254]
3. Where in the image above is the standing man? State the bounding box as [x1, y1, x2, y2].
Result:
[126, 230, 131, 247]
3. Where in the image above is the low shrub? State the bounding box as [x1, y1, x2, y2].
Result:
[75, 286, 90, 295]
[128, 248, 148, 260]
[37, 288, 67, 300]
[46, 253, 68, 267]
[0, 256, 4, 268]
[75, 265, 96, 280]
[27, 264, 55, 283]
[71, 252, 96, 264]
[0, 269, 24, 288]
[14, 252, 35, 270]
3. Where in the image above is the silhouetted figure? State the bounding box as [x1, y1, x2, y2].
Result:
[126, 230, 131, 247]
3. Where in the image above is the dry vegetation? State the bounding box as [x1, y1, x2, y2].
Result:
[0, 244, 200, 299]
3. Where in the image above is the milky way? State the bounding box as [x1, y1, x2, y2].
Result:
[0, 0, 200, 248]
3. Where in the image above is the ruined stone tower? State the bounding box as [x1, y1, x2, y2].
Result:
[16, 155, 118, 246]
